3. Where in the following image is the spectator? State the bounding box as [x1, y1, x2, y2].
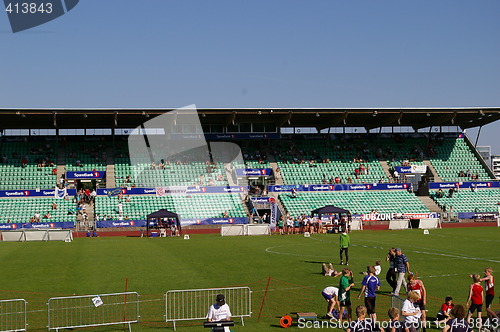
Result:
[401, 291, 422, 332]
[51, 202, 57, 210]
[442, 305, 470, 332]
[386, 248, 397, 292]
[357, 265, 381, 322]
[436, 296, 454, 322]
[338, 268, 355, 324]
[206, 294, 231, 325]
[339, 230, 350, 265]
[387, 307, 404, 332]
[322, 286, 340, 318]
[393, 248, 410, 295]
[407, 274, 427, 324]
[466, 274, 484, 325]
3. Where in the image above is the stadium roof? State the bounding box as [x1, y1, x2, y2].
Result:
[1, 107, 499, 131]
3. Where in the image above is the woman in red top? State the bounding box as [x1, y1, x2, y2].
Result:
[466, 274, 483, 325]
[480, 267, 497, 319]
[407, 274, 427, 323]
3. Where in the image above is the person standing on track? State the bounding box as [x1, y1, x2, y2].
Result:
[386, 248, 397, 293]
[407, 274, 427, 325]
[466, 274, 483, 327]
[393, 248, 410, 295]
[358, 265, 381, 322]
[479, 267, 498, 319]
[339, 231, 350, 265]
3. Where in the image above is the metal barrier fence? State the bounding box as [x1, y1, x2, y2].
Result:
[47, 292, 139, 332]
[0, 299, 27, 332]
[165, 287, 251, 331]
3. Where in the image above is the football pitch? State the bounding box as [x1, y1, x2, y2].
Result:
[0, 227, 499, 331]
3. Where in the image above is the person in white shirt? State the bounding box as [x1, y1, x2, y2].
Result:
[322, 286, 340, 318]
[207, 294, 231, 321]
[401, 291, 421, 332]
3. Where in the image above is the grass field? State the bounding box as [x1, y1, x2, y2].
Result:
[0, 227, 499, 331]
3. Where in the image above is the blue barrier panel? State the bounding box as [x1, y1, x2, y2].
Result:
[268, 183, 412, 192]
[0, 189, 76, 198]
[429, 181, 500, 189]
[0, 222, 75, 230]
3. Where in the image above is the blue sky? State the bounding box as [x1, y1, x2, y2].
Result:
[1, 0, 499, 153]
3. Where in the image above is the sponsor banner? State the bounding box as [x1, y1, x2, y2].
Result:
[96, 217, 248, 227]
[429, 181, 500, 189]
[168, 133, 281, 140]
[250, 197, 271, 203]
[0, 222, 74, 230]
[97, 186, 248, 196]
[395, 165, 427, 174]
[205, 133, 281, 140]
[268, 183, 412, 192]
[0, 189, 76, 198]
[361, 212, 439, 222]
[97, 188, 155, 196]
[66, 171, 106, 179]
[180, 217, 247, 226]
[235, 168, 273, 177]
[96, 220, 147, 228]
[457, 212, 499, 219]
[155, 186, 188, 196]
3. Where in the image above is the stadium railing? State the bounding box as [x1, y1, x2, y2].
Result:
[47, 292, 139, 332]
[0, 299, 27, 332]
[165, 287, 251, 331]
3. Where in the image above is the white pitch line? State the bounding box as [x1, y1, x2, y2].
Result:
[418, 274, 459, 278]
[308, 236, 500, 264]
[265, 245, 332, 258]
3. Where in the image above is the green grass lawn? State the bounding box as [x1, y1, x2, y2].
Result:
[0, 227, 499, 331]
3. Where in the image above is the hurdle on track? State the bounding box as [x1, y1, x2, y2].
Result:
[47, 292, 139, 332]
[165, 287, 251, 331]
[0, 299, 27, 332]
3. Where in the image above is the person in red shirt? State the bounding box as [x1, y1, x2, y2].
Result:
[479, 267, 497, 319]
[407, 274, 427, 324]
[466, 274, 483, 325]
[436, 296, 454, 322]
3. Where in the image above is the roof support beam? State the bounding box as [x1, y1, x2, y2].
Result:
[315, 112, 348, 131]
[277, 111, 293, 127]
[225, 111, 237, 127]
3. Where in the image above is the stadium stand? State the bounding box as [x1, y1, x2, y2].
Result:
[431, 188, 500, 213]
[95, 194, 247, 221]
[0, 141, 57, 190]
[279, 190, 430, 216]
[0, 197, 76, 223]
[64, 141, 108, 172]
[428, 137, 492, 182]
[274, 139, 386, 185]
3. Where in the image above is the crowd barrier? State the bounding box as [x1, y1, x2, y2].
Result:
[389, 220, 410, 230]
[165, 287, 252, 331]
[0, 299, 27, 332]
[1, 229, 73, 242]
[47, 292, 139, 332]
[220, 224, 270, 236]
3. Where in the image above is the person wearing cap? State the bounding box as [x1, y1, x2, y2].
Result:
[206, 294, 232, 327]
[393, 248, 410, 295]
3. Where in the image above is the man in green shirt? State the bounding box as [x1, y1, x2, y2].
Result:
[338, 268, 355, 323]
[339, 231, 350, 265]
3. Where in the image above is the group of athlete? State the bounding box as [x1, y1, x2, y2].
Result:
[321, 251, 497, 332]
